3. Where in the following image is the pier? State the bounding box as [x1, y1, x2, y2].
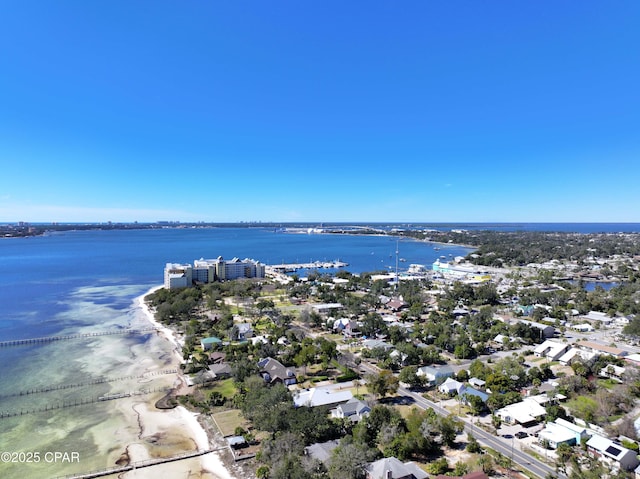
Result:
[0, 328, 160, 348]
[54, 448, 227, 479]
[0, 386, 171, 420]
[267, 259, 348, 272]
[0, 369, 178, 400]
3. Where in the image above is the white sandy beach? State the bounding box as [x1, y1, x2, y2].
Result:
[111, 287, 236, 479]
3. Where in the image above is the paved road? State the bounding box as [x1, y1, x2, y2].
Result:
[359, 361, 565, 479]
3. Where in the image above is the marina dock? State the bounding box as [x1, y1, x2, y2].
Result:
[267, 260, 348, 272]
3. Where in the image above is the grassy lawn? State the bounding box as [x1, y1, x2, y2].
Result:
[596, 378, 619, 390]
[212, 409, 249, 437]
[207, 378, 237, 398]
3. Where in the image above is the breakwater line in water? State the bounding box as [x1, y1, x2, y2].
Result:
[0, 386, 171, 419]
[0, 369, 178, 400]
[0, 328, 160, 348]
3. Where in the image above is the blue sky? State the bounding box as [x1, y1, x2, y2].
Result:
[1, 2, 639, 223]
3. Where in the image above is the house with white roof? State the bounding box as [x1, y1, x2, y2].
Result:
[576, 340, 628, 358]
[538, 422, 579, 449]
[538, 418, 590, 449]
[572, 323, 595, 332]
[587, 434, 640, 471]
[558, 347, 597, 366]
[496, 397, 547, 425]
[625, 353, 640, 366]
[533, 340, 570, 361]
[469, 377, 486, 389]
[599, 364, 626, 382]
[582, 311, 614, 326]
[293, 386, 353, 408]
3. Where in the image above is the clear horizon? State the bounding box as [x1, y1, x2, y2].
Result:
[1, 2, 639, 223]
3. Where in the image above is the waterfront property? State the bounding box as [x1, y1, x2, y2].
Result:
[164, 256, 266, 289]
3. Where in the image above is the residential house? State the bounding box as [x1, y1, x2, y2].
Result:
[390, 349, 410, 366]
[387, 299, 408, 312]
[469, 377, 486, 389]
[293, 386, 353, 408]
[305, 439, 340, 464]
[582, 311, 614, 327]
[208, 363, 232, 380]
[599, 364, 626, 382]
[332, 398, 371, 422]
[572, 323, 595, 332]
[334, 318, 361, 337]
[257, 357, 297, 386]
[233, 323, 253, 340]
[362, 339, 394, 351]
[209, 351, 226, 364]
[417, 365, 455, 386]
[538, 422, 580, 449]
[438, 377, 465, 395]
[576, 340, 628, 358]
[435, 473, 489, 479]
[459, 385, 489, 404]
[250, 335, 269, 346]
[558, 347, 597, 366]
[496, 397, 547, 425]
[533, 340, 570, 361]
[519, 319, 556, 339]
[586, 434, 640, 471]
[364, 456, 428, 479]
[200, 336, 222, 351]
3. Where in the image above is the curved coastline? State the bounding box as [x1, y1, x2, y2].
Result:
[128, 286, 235, 479]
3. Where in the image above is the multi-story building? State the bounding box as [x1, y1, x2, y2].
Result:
[163, 256, 265, 289]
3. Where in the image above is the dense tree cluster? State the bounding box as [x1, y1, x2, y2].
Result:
[399, 229, 640, 267]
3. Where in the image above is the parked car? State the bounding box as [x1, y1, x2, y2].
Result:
[515, 431, 528, 439]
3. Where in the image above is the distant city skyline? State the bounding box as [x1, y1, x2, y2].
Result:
[1, 2, 639, 223]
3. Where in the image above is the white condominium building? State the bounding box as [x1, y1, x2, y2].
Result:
[164, 256, 265, 289]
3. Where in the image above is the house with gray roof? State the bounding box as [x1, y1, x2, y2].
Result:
[208, 363, 232, 379]
[305, 439, 340, 464]
[438, 377, 465, 395]
[417, 365, 454, 386]
[459, 385, 489, 404]
[587, 434, 639, 471]
[332, 397, 371, 422]
[519, 319, 556, 338]
[257, 357, 297, 386]
[364, 456, 428, 479]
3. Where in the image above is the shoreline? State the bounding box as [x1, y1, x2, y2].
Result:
[127, 286, 236, 479]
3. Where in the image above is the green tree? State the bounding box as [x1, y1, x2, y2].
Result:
[466, 433, 482, 453]
[366, 370, 399, 399]
[398, 366, 425, 389]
